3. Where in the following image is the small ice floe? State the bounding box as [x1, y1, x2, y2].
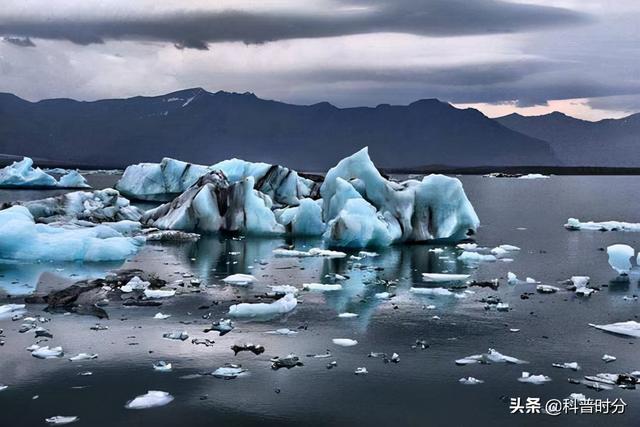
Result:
[153, 361, 172, 372]
[536, 284, 560, 294]
[459, 377, 484, 385]
[205, 319, 234, 336]
[0, 304, 27, 321]
[359, 251, 379, 258]
[153, 312, 171, 320]
[421, 273, 470, 283]
[273, 248, 347, 258]
[302, 283, 343, 291]
[518, 371, 551, 384]
[507, 272, 518, 285]
[222, 274, 257, 285]
[307, 351, 332, 359]
[368, 352, 400, 364]
[265, 328, 298, 336]
[602, 354, 617, 363]
[338, 312, 358, 318]
[509, 328, 520, 333]
[374, 292, 391, 299]
[78, 372, 92, 376]
[270, 285, 299, 295]
[568, 393, 587, 402]
[354, 367, 368, 375]
[410, 287, 466, 298]
[32, 346, 64, 359]
[428, 247, 444, 254]
[125, 391, 174, 409]
[163, 331, 189, 341]
[120, 276, 150, 293]
[496, 303, 510, 312]
[332, 338, 358, 347]
[589, 321, 640, 338]
[457, 243, 479, 251]
[231, 343, 265, 355]
[565, 218, 640, 232]
[458, 251, 496, 264]
[144, 289, 176, 299]
[578, 373, 638, 390]
[0, 385, 8, 391]
[607, 244, 634, 275]
[552, 362, 581, 371]
[45, 416, 79, 425]
[525, 277, 537, 283]
[69, 353, 98, 362]
[228, 294, 297, 318]
[212, 364, 248, 379]
[455, 349, 527, 365]
[271, 354, 303, 370]
[89, 324, 108, 331]
[518, 174, 549, 180]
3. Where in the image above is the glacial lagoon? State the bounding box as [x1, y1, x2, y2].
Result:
[1, 173, 639, 426]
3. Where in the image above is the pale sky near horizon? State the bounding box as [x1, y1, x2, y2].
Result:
[0, 0, 638, 120]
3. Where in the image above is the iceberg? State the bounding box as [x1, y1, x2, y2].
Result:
[140, 148, 479, 248]
[0, 206, 143, 262]
[607, 244, 634, 274]
[228, 293, 297, 318]
[518, 371, 551, 384]
[125, 391, 174, 409]
[117, 157, 318, 204]
[332, 338, 358, 347]
[222, 274, 257, 285]
[589, 321, 640, 338]
[455, 349, 527, 365]
[45, 416, 79, 425]
[0, 157, 90, 188]
[565, 218, 640, 232]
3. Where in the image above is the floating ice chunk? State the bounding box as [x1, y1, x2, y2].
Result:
[457, 243, 478, 251]
[0, 385, 8, 392]
[536, 284, 560, 293]
[222, 274, 257, 285]
[570, 276, 590, 288]
[153, 312, 171, 320]
[270, 285, 299, 295]
[518, 174, 549, 180]
[338, 312, 358, 318]
[374, 292, 390, 299]
[206, 319, 234, 336]
[602, 354, 616, 363]
[0, 303, 26, 320]
[0, 157, 58, 187]
[496, 303, 509, 311]
[144, 289, 176, 299]
[354, 367, 368, 375]
[153, 361, 172, 372]
[525, 277, 537, 283]
[421, 273, 470, 282]
[32, 346, 64, 359]
[265, 328, 298, 336]
[459, 377, 484, 385]
[589, 320, 640, 338]
[518, 371, 551, 384]
[359, 251, 379, 257]
[607, 244, 634, 274]
[69, 353, 98, 361]
[121, 276, 150, 293]
[163, 331, 189, 341]
[496, 244, 520, 251]
[45, 416, 79, 425]
[568, 393, 587, 402]
[0, 206, 143, 262]
[229, 293, 297, 318]
[303, 283, 343, 291]
[575, 287, 595, 297]
[458, 251, 496, 263]
[507, 272, 518, 285]
[455, 349, 527, 365]
[565, 218, 640, 232]
[552, 362, 581, 371]
[332, 338, 358, 347]
[410, 287, 455, 297]
[212, 365, 247, 379]
[273, 248, 347, 258]
[271, 354, 304, 370]
[58, 170, 90, 188]
[125, 390, 174, 409]
[273, 248, 310, 257]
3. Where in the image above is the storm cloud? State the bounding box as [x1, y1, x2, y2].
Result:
[0, 0, 588, 48]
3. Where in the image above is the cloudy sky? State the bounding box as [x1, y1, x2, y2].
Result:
[0, 0, 638, 120]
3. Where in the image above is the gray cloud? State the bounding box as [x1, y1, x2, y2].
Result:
[0, 0, 589, 48]
[2, 36, 35, 47]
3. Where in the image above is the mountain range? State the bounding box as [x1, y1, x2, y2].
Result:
[0, 88, 637, 170]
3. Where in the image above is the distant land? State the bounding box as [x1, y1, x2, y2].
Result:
[0, 88, 637, 171]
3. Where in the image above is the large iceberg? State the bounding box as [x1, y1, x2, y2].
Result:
[0, 157, 90, 188]
[5, 189, 143, 223]
[0, 206, 143, 262]
[140, 148, 479, 247]
[116, 157, 319, 204]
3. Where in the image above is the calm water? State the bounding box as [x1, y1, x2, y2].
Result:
[1, 174, 639, 426]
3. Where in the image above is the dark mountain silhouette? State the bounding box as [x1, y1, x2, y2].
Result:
[0, 88, 558, 170]
[497, 111, 640, 167]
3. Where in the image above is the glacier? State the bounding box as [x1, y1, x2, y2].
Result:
[0, 157, 90, 188]
[139, 148, 479, 247]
